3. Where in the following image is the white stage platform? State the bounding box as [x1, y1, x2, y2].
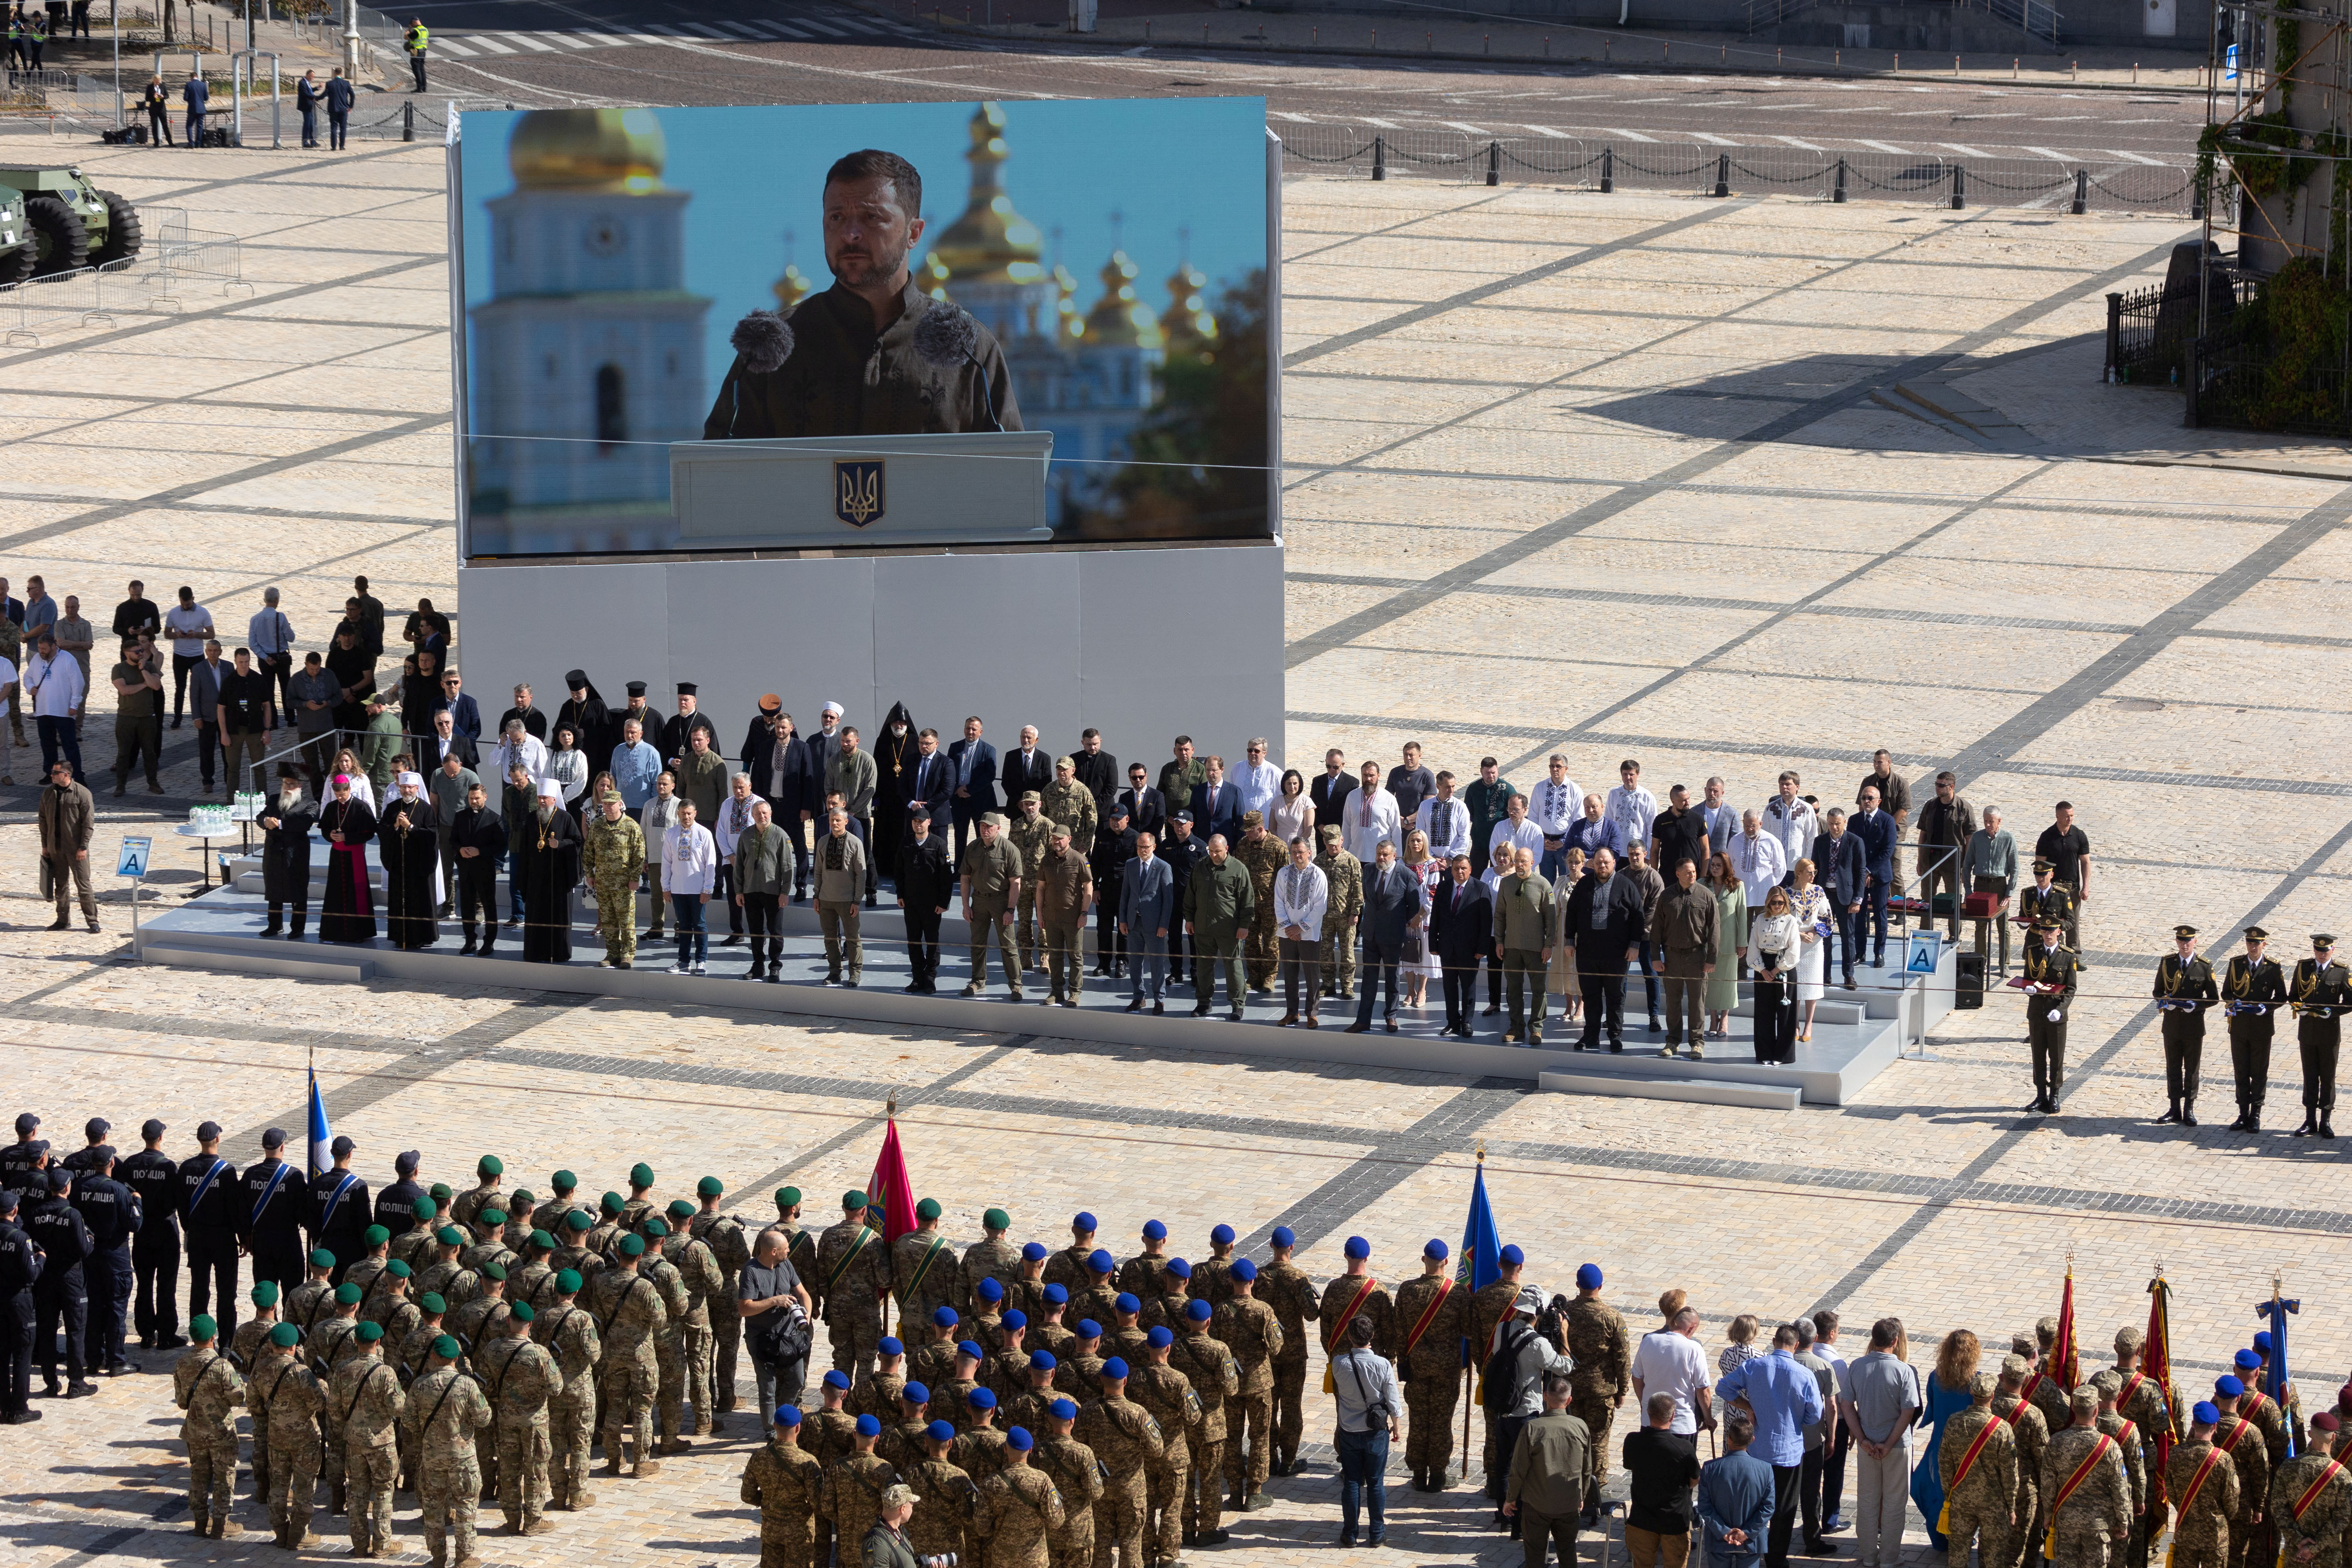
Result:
[135, 845, 1953, 1108]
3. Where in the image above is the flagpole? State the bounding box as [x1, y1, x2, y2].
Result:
[1463, 1139, 1481, 1486]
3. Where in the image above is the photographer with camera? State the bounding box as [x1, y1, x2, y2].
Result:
[867, 1481, 954, 1568]
[740, 1230, 815, 1423]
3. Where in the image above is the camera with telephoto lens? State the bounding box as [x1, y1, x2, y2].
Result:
[920, 1556, 959, 1568]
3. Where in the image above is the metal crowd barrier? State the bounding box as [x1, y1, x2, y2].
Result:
[1, 206, 244, 346]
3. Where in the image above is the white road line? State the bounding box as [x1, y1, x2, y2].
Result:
[1938, 142, 1991, 157]
[714, 20, 764, 35]
[434, 36, 479, 54]
[740, 19, 794, 36]
[1270, 110, 1314, 122]
[619, 32, 672, 44]
[1604, 126, 1657, 142]
[467, 34, 516, 53]
[2023, 145, 2070, 161]
[1363, 116, 1398, 129]
[542, 31, 597, 48]
[1855, 139, 1908, 154]
[1689, 131, 1737, 145]
[643, 24, 690, 35]
[1440, 120, 1491, 134]
[2108, 149, 2166, 165]
[765, 20, 815, 36]
[1773, 135, 1823, 150]
[1526, 124, 1571, 139]
[501, 32, 558, 50]
[795, 17, 853, 34]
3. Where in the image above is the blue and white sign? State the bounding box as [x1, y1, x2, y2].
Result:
[2226, 43, 2240, 79]
[1905, 930, 1945, 975]
[116, 836, 151, 878]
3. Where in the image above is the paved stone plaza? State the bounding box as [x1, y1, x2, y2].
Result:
[5, 142, 2352, 1566]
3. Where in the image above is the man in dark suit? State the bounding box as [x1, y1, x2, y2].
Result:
[1000, 725, 1052, 811]
[1811, 808, 1868, 988]
[1309, 748, 1356, 831]
[903, 727, 954, 842]
[1190, 755, 1242, 848]
[439, 671, 482, 749]
[895, 804, 954, 994]
[946, 716, 998, 865]
[1161, 811, 1206, 993]
[745, 710, 814, 900]
[1072, 729, 1118, 807]
[1116, 762, 1165, 842]
[1348, 838, 1422, 1033]
[1850, 785, 1899, 968]
[1564, 848, 1647, 1051]
[1427, 852, 1493, 1038]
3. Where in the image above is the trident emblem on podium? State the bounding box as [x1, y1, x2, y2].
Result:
[834, 459, 885, 527]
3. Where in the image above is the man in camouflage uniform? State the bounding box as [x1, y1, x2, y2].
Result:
[597, 1233, 665, 1476]
[823, 1413, 902, 1545]
[690, 1177, 751, 1427]
[583, 788, 646, 967]
[854, 1336, 910, 1420]
[1113, 1219, 1171, 1304]
[1561, 1261, 1629, 1521]
[962, 813, 1026, 998]
[1035, 823, 1093, 1007]
[2091, 1370, 2150, 1568]
[805, 1371, 861, 1568]
[1395, 1238, 1470, 1493]
[1996, 1354, 2054, 1568]
[510, 1232, 555, 1312]
[818, 1189, 890, 1378]
[1130, 1325, 1201, 1564]
[1215, 1257, 1283, 1514]
[534, 1268, 600, 1512]
[961, 1206, 1023, 1313]
[1259, 1224, 1318, 1477]
[1171, 1297, 1239, 1546]
[1038, 1399, 1104, 1568]
[906, 1419, 980, 1561]
[174, 1313, 245, 1539]
[954, 1384, 1011, 1476]
[462, 1208, 518, 1283]
[1941, 1371, 2019, 1568]
[333, 1319, 405, 1557]
[284, 1250, 336, 1337]
[1315, 823, 1364, 1000]
[893, 1197, 964, 1334]
[1007, 793, 1054, 976]
[2040, 1386, 2131, 1568]
[450, 1157, 505, 1230]
[399, 1293, 448, 1493]
[2269, 1413, 2351, 1568]
[2167, 1404, 2241, 1568]
[636, 1217, 696, 1454]
[230, 1281, 282, 1503]
[259, 1322, 328, 1548]
[742, 1405, 828, 1568]
[2214, 1376, 2272, 1568]
[658, 1198, 726, 1438]
[1235, 811, 1286, 992]
[407, 1333, 493, 1568]
[975, 1427, 1066, 1568]
[485, 1303, 561, 1536]
[1078, 1359, 1167, 1568]
[500, 1193, 540, 1254]
[1042, 757, 1098, 867]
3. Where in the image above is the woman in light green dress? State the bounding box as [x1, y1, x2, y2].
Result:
[1705, 849, 1747, 1039]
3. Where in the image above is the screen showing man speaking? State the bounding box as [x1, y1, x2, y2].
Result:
[453, 97, 1272, 558]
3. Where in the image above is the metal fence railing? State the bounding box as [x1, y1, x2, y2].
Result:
[1277, 125, 2200, 216]
[1, 205, 244, 346]
[2106, 268, 2250, 385]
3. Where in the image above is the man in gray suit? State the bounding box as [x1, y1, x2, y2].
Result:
[1348, 839, 1421, 1034]
[1121, 830, 1177, 1014]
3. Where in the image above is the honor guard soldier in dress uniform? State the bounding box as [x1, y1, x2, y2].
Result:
[2267, 1412, 2351, 1568]
[2165, 1402, 2239, 1568]
[2155, 926, 2220, 1126]
[2016, 860, 2075, 947]
[2290, 935, 2350, 1138]
[2022, 917, 2079, 1115]
[2040, 1386, 2130, 1568]
[1395, 1238, 1470, 1494]
[2224, 927, 2289, 1132]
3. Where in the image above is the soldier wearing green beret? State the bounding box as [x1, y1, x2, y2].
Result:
[363, 1259, 421, 1349]
[818, 1189, 892, 1378]
[485, 1301, 561, 1536]
[330, 1318, 404, 1554]
[584, 1191, 627, 1262]
[770, 1188, 819, 1298]
[463, 1207, 519, 1283]
[260, 1320, 328, 1549]
[500, 1190, 539, 1254]
[406, 1331, 492, 1566]
[597, 1232, 665, 1476]
[416, 1225, 473, 1309]
[510, 1229, 556, 1313]
[534, 1268, 602, 1512]
[391, 1196, 442, 1272]
[229, 1283, 281, 1500]
[449, 1154, 504, 1230]
[552, 1207, 599, 1282]
[690, 1176, 752, 1429]
[960, 1207, 1022, 1317]
[400, 1291, 449, 1491]
[285, 1247, 336, 1335]
[893, 1197, 964, 1334]
[449, 1265, 514, 1496]
[174, 1313, 246, 1539]
[665, 1198, 727, 1439]
[309, 1280, 368, 1379]
[345, 1224, 394, 1301]
[534, 1169, 583, 1237]
[636, 1215, 696, 1454]
[620, 1162, 657, 1235]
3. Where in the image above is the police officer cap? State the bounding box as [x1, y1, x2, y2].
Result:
[330, 1134, 355, 1157]
[479, 1154, 504, 1177]
[957, 1341, 983, 1362]
[1109, 801, 1130, 818]
[1230, 1258, 1258, 1283]
[926, 1419, 955, 1442]
[967, 1386, 997, 1410]
[1022, 1242, 1049, 1262]
[354, 1321, 384, 1343]
[1423, 1239, 1449, 1262]
[336, 1283, 362, 1305]
[1114, 1293, 1140, 1314]
[142, 1118, 166, 1139]
[85, 1117, 109, 1139]
[666, 1198, 694, 1220]
[414, 1197, 438, 1222]
[1101, 1357, 1129, 1380]
[1186, 1300, 1213, 1322]
[190, 1313, 217, 1341]
[1006, 1426, 1034, 1451]
[420, 1293, 447, 1313]
[696, 1176, 723, 1198]
[1076, 1320, 1102, 1341]
[1147, 1326, 1174, 1349]
[251, 1281, 280, 1307]
[823, 1369, 852, 1392]
[617, 1233, 645, 1256]
[387, 1260, 412, 1279]
[1031, 1350, 1058, 1371]
[1343, 1235, 1370, 1259]
[774, 1405, 803, 1428]
[528, 1229, 553, 1251]
[1165, 1258, 1192, 1279]
[197, 1120, 222, 1140]
[2235, 1349, 2262, 1371]
[1210, 1224, 1235, 1245]
[436, 1225, 464, 1246]
[395, 1150, 421, 1175]
[430, 1332, 458, 1358]
[1171, 809, 1193, 823]
[984, 1207, 1011, 1230]
[363, 1225, 390, 1246]
[628, 1162, 654, 1188]
[879, 1336, 904, 1356]
[1087, 1249, 1114, 1275]
[843, 1189, 869, 1210]
[1049, 1398, 1078, 1421]
[2216, 1375, 2246, 1397]
[601, 1191, 624, 1215]
[915, 1198, 942, 1222]
[309, 1246, 337, 1268]
[902, 1382, 930, 1406]
[933, 1306, 960, 1328]
[269, 1322, 301, 1347]
[907, 804, 930, 821]
[555, 1269, 582, 1295]
[2192, 1401, 2221, 1425]
[1141, 1219, 1167, 1241]
[0, 1192, 13, 1215]
[776, 1187, 801, 1208]
[1073, 1212, 1098, 1232]
[46, 1168, 69, 1193]
[509, 1302, 535, 1324]
[1001, 1309, 1026, 1330]
[1269, 1226, 1295, 1248]
[1042, 1284, 1068, 1306]
[13, 1112, 36, 1134]
[978, 1278, 1006, 1304]
[1577, 1263, 1603, 1289]
[640, 1217, 667, 1239]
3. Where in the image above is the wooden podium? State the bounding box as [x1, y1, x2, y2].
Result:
[669, 431, 1056, 549]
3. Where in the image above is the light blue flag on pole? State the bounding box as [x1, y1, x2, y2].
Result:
[307, 1068, 334, 1178]
[1457, 1155, 1503, 1367]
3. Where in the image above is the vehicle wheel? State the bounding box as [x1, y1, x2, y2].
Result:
[24, 196, 88, 277]
[92, 190, 141, 265]
[0, 240, 33, 289]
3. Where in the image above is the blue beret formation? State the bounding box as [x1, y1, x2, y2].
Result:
[1344, 1235, 1371, 1259]
[775, 1405, 803, 1427]
[1142, 1219, 1167, 1240]
[2193, 1401, 2221, 1424]
[879, 1336, 904, 1356]
[1114, 1293, 1140, 1313]
[1271, 1226, 1295, 1247]
[1101, 1357, 1129, 1379]
[1022, 1242, 1049, 1262]
[1166, 1259, 1192, 1279]
[1231, 1258, 1258, 1282]
[1089, 1249, 1115, 1274]
[967, 1388, 998, 1410]
[1577, 1263, 1603, 1289]
[934, 1307, 960, 1327]
[1003, 1310, 1027, 1330]
[2234, 1350, 2262, 1371]
[1049, 1398, 1078, 1419]
[1147, 1326, 1174, 1348]
[2255, 1332, 2274, 1353]
[1423, 1239, 1448, 1261]
[977, 1277, 1006, 1302]
[856, 1413, 881, 1436]
[1007, 1426, 1034, 1451]
[1031, 1350, 1058, 1370]
[1077, 1319, 1102, 1339]
[2216, 1375, 2246, 1397]
[824, 1370, 852, 1391]
[1501, 1244, 1525, 1266]
[927, 1419, 955, 1442]
[1211, 1224, 1235, 1245]
[903, 1381, 930, 1405]
[1043, 1285, 1069, 1305]
[957, 1341, 984, 1361]
[1186, 1300, 1213, 1321]
[1074, 1211, 1097, 1231]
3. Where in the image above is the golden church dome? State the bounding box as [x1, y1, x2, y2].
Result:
[1082, 251, 1163, 349]
[1160, 260, 1218, 356]
[509, 109, 667, 193]
[927, 102, 1045, 286]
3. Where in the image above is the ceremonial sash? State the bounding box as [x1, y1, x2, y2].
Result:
[2240, 1391, 2269, 1422]
[2291, 1458, 2345, 1523]
[898, 1234, 950, 1308]
[2044, 1434, 2114, 1559]
[1322, 1275, 1381, 1394]
[825, 1226, 877, 1296]
[1401, 1277, 1455, 1359]
[2020, 1371, 2047, 1408]
[250, 1161, 295, 1230]
[2120, 1372, 2147, 1414]
[185, 1157, 231, 1222]
[318, 1171, 360, 1238]
[2164, 1446, 2229, 1568]
[1939, 1417, 2003, 1531]
[2216, 1418, 2252, 1455]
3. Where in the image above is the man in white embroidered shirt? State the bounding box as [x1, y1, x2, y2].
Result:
[1728, 810, 1789, 915]
[1605, 759, 1659, 855]
[1341, 759, 1401, 866]
[1274, 836, 1330, 1028]
[1415, 770, 1471, 863]
[1761, 773, 1819, 891]
[662, 797, 720, 976]
[1234, 737, 1284, 824]
[713, 772, 761, 950]
[1487, 791, 1544, 885]
[1528, 754, 1581, 880]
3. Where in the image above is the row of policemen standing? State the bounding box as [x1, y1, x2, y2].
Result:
[0, 1112, 153, 1417]
[2147, 926, 2349, 1134]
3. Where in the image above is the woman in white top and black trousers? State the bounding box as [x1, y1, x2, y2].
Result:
[1747, 886, 1800, 1063]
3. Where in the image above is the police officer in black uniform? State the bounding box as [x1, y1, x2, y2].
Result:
[2153, 924, 2218, 1127]
[2224, 925, 2289, 1133]
[0, 1188, 42, 1424]
[372, 1147, 425, 1243]
[23, 1168, 93, 1397]
[2022, 915, 2078, 1115]
[58, 1116, 113, 1177]
[239, 1127, 306, 1300]
[0, 1113, 46, 1205]
[2291, 933, 2350, 1140]
[177, 1119, 240, 1342]
[69, 1150, 138, 1375]
[119, 1118, 184, 1348]
[309, 1134, 371, 1280]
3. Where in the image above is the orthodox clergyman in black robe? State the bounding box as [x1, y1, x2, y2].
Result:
[379, 771, 441, 951]
[518, 781, 581, 963]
